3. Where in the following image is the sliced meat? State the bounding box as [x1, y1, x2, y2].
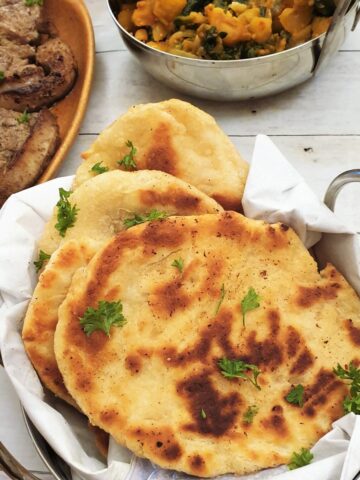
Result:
[0, 37, 77, 111]
[0, 107, 60, 205]
[0, 38, 44, 97]
[0, 0, 43, 44]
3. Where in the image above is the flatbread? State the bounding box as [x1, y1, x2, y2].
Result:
[24, 170, 222, 404]
[54, 212, 360, 477]
[38, 169, 223, 255]
[73, 99, 248, 210]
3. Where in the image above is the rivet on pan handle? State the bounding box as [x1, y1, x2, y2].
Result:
[324, 169, 360, 211]
[313, 0, 355, 74]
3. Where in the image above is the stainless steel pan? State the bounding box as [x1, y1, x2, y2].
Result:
[107, 0, 360, 100]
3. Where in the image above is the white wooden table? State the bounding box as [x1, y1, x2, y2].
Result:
[1, 0, 360, 476]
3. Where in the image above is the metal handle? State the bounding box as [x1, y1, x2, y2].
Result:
[0, 443, 40, 480]
[324, 169, 360, 211]
[313, 0, 357, 74]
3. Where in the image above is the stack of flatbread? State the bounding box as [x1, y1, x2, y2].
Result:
[22, 99, 360, 478]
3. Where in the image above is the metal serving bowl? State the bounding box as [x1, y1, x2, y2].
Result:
[108, 0, 360, 100]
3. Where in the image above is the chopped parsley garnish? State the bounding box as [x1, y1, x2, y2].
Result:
[25, 0, 43, 5]
[34, 250, 51, 273]
[218, 358, 261, 390]
[0, 71, 4, 81]
[285, 384, 305, 407]
[118, 140, 137, 170]
[243, 405, 259, 424]
[80, 300, 127, 337]
[288, 448, 314, 470]
[55, 188, 79, 237]
[214, 283, 225, 315]
[241, 287, 260, 327]
[334, 362, 360, 414]
[17, 110, 30, 124]
[90, 162, 109, 175]
[200, 408, 207, 419]
[123, 209, 168, 229]
[172, 258, 184, 273]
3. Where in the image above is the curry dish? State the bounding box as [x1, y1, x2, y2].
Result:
[117, 0, 334, 59]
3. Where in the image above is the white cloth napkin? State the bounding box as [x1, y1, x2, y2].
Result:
[0, 135, 359, 480]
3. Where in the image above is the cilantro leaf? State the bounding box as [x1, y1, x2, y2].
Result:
[90, 162, 109, 175]
[55, 188, 79, 237]
[172, 258, 184, 273]
[285, 384, 305, 407]
[288, 448, 314, 470]
[334, 362, 360, 413]
[243, 405, 259, 424]
[79, 300, 127, 337]
[25, 0, 43, 5]
[34, 250, 51, 273]
[343, 394, 360, 414]
[17, 110, 30, 124]
[200, 408, 207, 419]
[215, 284, 225, 315]
[241, 287, 260, 326]
[0, 71, 4, 81]
[123, 209, 168, 229]
[218, 358, 261, 390]
[118, 140, 137, 170]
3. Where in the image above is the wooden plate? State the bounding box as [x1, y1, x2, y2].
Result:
[37, 0, 95, 183]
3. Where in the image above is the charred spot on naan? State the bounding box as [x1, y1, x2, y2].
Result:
[296, 283, 341, 307]
[261, 405, 289, 438]
[345, 319, 360, 346]
[129, 426, 183, 462]
[142, 123, 178, 176]
[139, 186, 207, 213]
[302, 369, 347, 418]
[178, 371, 241, 437]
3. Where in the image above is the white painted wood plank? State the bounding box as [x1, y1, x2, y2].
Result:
[78, 50, 360, 136]
[0, 368, 49, 472]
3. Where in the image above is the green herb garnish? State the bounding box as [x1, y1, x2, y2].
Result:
[288, 448, 314, 470]
[334, 362, 360, 414]
[241, 287, 260, 327]
[243, 405, 259, 424]
[215, 284, 225, 315]
[25, 0, 43, 5]
[218, 358, 261, 390]
[172, 258, 184, 273]
[55, 188, 79, 237]
[200, 408, 207, 419]
[90, 162, 109, 175]
[285, 384, 305, 407]
[123, 209, 168, 229]
[0, 71, 4, 81]
[17, 110, 30, 124]
[80, 300, 127, 337]
[259, 6, 266, 16]
[118, 140, 137, 170]
[34, 250, 51, 273]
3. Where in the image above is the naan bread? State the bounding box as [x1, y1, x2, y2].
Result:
[24, 170, 222, 404]
[38, 169, 223, 255]
[73, 99, 248, 210]
[54, 212, 360, 477]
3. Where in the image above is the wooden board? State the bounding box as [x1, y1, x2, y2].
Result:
[37, 0, 95, 183]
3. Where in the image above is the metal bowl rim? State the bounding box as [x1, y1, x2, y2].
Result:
[108, 0, 358, 66]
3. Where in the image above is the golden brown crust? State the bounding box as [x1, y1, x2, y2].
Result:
[74, 99, 248, 211]
[54, 212, 360, 477]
